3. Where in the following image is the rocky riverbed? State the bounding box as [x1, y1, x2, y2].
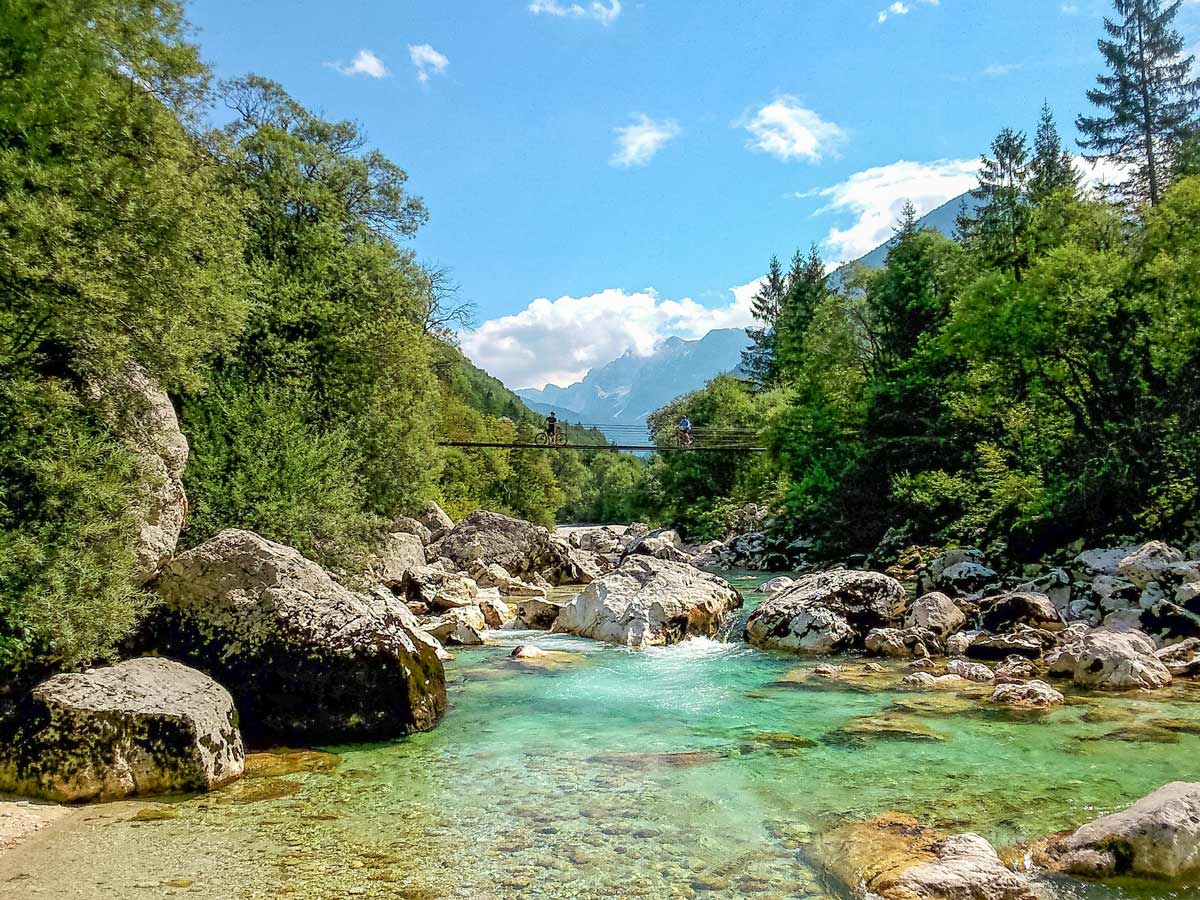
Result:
[4, 510, 1200, 899]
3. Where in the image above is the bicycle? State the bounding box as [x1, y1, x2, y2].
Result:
[536, 428, 567, 447]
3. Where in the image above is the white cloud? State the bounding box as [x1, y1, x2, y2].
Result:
[803, 158, 979, 262]
[409, 44, 449, 83]
[460, 284, 758, 390]
[741, 96, 846, 164]
[529, 0, 621, 26]
[982, 62, 1021, 77]
[326, 49, 389, 79]
[611, 115, 681, 168]
[878, 0, 939, 23]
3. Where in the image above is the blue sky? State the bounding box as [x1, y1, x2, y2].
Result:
[187, 0, 1200, 389]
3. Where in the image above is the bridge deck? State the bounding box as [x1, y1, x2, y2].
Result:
[437, 441, 766, 452]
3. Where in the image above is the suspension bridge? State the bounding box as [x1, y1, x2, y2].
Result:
[437, 424, 767, 453]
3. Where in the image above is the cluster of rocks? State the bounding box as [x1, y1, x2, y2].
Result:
[744, 541, 1200, 709]
[706, 531, 818, 571]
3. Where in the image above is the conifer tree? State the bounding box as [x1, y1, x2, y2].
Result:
[741, 255, 786, 388]
[1077, 0, 1200, 205]
[972, 128, 1032, 280]
[1030, 104, 1082, 202]
[775, 246, 828, 378]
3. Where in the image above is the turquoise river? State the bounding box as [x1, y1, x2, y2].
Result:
[1, 572, 1197, 900]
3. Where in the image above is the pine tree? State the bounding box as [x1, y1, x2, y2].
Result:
[1077, 0, 1200, 206]
[1030, 104, 1082, 202]
[972, 128, 1032, 280]
[741, 255, 786, 388]
[775, 246, 828, 378]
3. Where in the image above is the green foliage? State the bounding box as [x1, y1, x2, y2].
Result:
[182, 378, 377, 569]
[0, 378, 148, 683]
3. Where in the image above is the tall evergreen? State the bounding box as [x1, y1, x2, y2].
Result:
[775, 246, 828, 378]
[741, 255, 786, 388]
[1030, 104, 1082, 202]
[1077, 0, 1200, 205]
[972, 128, 1032, 280]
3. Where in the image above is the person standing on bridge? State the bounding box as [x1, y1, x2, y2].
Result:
[545, 412, 558, 440]
[677, 415, 693, 447]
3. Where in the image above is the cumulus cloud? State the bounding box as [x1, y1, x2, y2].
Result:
[741, 97, 846, 164]
[326, 49, 389, 79]
[878, 0, 939, 24]
[460, 284, 758, 390]
[409, 44, 449, 83]
[802, 158, 978, 262]
[529, 0, 621, 25]
[611, 115, 681, 168]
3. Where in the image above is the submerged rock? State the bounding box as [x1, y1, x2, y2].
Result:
[816, 812, 1035, 900]
[149, 529, 446, 742]
[0, 658, 243, 802]
[1046, 629, 1172, 691]
[745, 570, 906, 654]
[828, 713, 945, 745]
[553, 556, 741, 648]
[1041, 782, 1200, 880]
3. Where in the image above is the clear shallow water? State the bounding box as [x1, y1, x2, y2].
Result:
[2, 572, 1199, 899]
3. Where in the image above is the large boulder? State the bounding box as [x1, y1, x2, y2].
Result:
[625, 531, 692, 564]
[1074, 545, 1142, 578]
[471, 562, 548, 598]
[419, 500, 454, 535]
[1046, 629, 1172, 691]
[400, 565, 480, 610]
[148, 529, 447, 742]
[918, 548, 1000, 598]
[553, 556, 741, 648]
[1157, 638, 1200, 677]
[745, 570, 907, 654]
[816, 812, 1035, 900]
[904, 592, 967, 638]
[371, 532, 427, 586]
[389, 515, 432, 545]
[0, 658, 243, 803]
[1119, 541, 1187, 589]
[981, 592, 1064, 633]
[85, 363, 188, 583]
[431, 510, 591, 585]
[1043, 782, 1200, 880]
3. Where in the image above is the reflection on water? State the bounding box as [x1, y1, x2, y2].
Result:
[1, 571, 1198, 899]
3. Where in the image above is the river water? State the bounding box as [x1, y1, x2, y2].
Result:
[1, 572, 1198, 899]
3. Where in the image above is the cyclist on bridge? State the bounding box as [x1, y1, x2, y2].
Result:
[677, 415, 693, 447]
[545, 412, 558, 439]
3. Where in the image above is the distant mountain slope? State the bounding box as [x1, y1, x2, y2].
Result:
[517, 328, 751, 427]
[830, 191, 980, 287]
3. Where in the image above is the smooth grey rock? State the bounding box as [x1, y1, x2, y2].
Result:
[0, 658, 243, 802]
[554, 556, 741, 648]
[758, 576, 796, 596]
[981, 592, 1064, 633]
[1046, 629, 1172, 691]
[1049, 782, 1200, 879]
[149, 529, 446, 742]
[947, 659, 995, 682]
[1119, 542, 1186, 589]
[372, 532, 427, 586]
[905, 592, 967, 638]
[1074, 545, 1142, 578]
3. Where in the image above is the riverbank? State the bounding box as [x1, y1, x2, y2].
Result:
[2, 610, 1198, 899]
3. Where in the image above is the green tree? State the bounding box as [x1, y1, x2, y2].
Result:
[741, 255, 786, 388]
[1077, 0, 1200, 206]
[775, 245, 829, 378]
[972, 128, 1032, 280]
[1030, 104, 1082, 203]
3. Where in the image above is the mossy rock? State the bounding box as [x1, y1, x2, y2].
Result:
[826, 713, 945, 746]
[745, 732, 821, 749]
[1148, 717, 1200, 735]
[245, 749, 341, 778]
